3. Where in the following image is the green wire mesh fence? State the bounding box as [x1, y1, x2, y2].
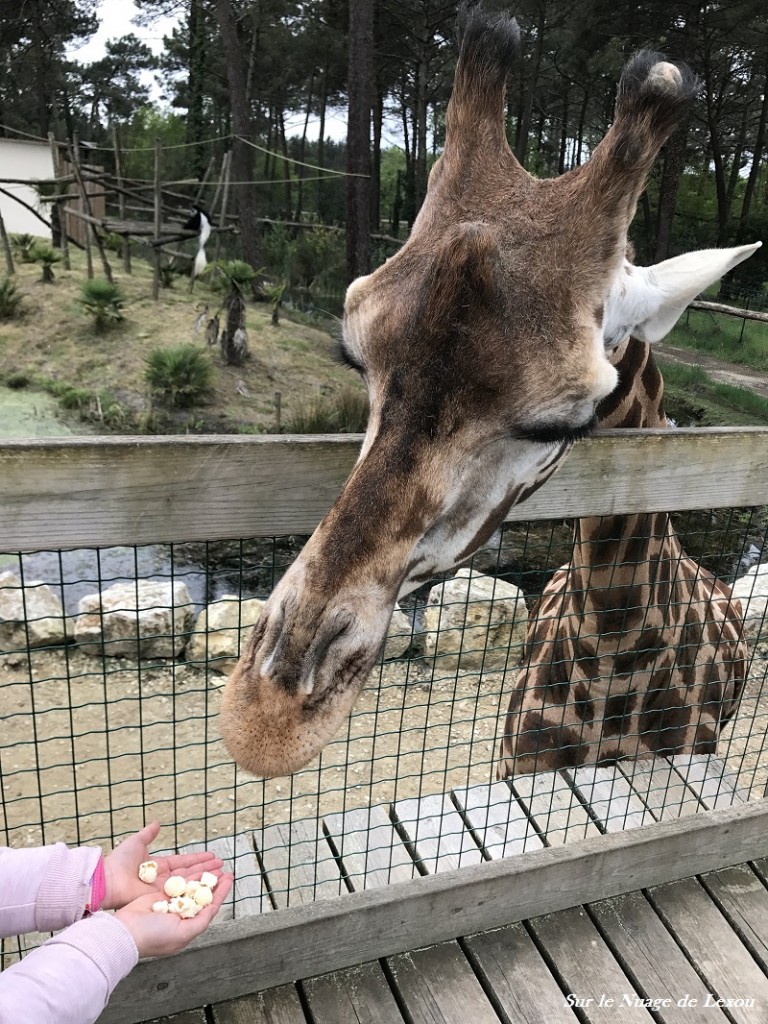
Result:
[1, 506, 767, 961]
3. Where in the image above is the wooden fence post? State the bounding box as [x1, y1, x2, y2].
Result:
[0, 207, 14, 276]
[214, 151, 232, 265]
[112, 125, 131, 274]
[48, 132, 70, 271]
[153, 137, 162, 301]
[70, 134, 114, 284]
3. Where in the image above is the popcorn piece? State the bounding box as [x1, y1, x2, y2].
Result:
[193, 885, 213, 907]
[184, 879, 201, 898]
[167, 896, 187, 915]
[138, 861, 158, 884]
[199, 871, 218, 890]
[152, 900, 169, 914]
[178, 897, 200, 919]
[163, 875, 187, 898]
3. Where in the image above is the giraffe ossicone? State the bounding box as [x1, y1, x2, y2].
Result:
[221, 3, 709, 778]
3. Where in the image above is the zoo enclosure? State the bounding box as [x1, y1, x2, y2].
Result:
[1, 429, 768, 1019]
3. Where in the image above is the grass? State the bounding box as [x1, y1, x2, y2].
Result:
[666, 307, 768, 371]
[0, 249, 364, 435]
[657, 359, 768, 426]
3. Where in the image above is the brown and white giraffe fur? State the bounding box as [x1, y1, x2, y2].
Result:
[498, 247, 759, 774]
[221, 6, 713, 778]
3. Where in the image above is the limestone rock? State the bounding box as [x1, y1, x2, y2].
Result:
[732, 562, 768, 643]
[0, 570, 72, 650]
[424, 568, 528, 670]
[380, 605, 414, 661]
[185, 594, 266, 676]
[75, 580, 194, 658]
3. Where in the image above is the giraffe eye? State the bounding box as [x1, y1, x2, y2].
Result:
[332, 338, 366, 376]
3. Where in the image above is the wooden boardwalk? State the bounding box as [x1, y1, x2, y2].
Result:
[119, 754, 768, 1024]
[178, 754, 748, 917]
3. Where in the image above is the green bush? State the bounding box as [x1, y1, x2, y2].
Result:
[29, 243, 62, 282]
[145, 345, 214, 408]
[10, 233, 37, 263]
[78, 278, 126, 330]
[0, 278, 23, 319]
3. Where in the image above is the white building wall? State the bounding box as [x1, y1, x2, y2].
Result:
[0, 139, 54, 239]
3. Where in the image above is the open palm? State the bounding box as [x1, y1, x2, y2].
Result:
[103, 822, 225, 911]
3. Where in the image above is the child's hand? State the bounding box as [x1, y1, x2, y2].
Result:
[115, 873, 233, 959]
[103, 822, 225, 911]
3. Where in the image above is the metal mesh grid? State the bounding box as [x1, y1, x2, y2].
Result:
[1, 507, 767, 960]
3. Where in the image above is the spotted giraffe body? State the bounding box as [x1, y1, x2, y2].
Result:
[499, 338, 747, 773]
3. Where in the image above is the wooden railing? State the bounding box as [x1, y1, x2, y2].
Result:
[2, 427, 768, 550]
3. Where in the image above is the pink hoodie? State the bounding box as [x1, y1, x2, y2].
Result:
[0, 842, 138, 1024]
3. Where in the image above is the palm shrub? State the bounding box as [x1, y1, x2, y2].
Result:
[145, 345, 214, 408]
[216, 259, 256, 366]
[78, 278, 125, 330]
[30, 243, 62, 282]
[0, 278, 23, 319]
[10, 233, 37, 263]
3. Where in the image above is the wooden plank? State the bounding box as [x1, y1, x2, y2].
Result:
[465, 923, 580, 1023]
[323, 804, 418, 890]
[564, 766, 654, 832]
[303, 962, 406, 1024]
[452, 781, 544, 858]
[509, 771, 601, 844]
[750, 858, 768, 887]
[179, 832, 267, 919]
[617, 758, 703, 821]
[699, 864, 768, 972]
[529, 907, 655, 1022]
[388, 941, 501, 1024]
[97, 800, 768, 1024]
[211, 986, 307, 1024]
[589, 891, 729, 1022]
[144, 1012, 207, 1024]
[256, 818, 347, 906]
[667, 754, 746, 810]
[393, 793, 485, 872]
[647, 876, 768, 1024]
[2, 428, 768, 549]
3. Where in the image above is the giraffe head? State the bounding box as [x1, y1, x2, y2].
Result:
[222, 4, 701, 777]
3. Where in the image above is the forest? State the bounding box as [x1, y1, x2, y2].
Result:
[1, 0, 768, 296]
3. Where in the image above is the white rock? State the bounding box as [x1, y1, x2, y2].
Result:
[732, 562, 768, 643]
[75, 580, 194, 659]
[0, 571, 72, 650]
[379, 605, 414, 661]
[423, 568, 528, 670]
[185, 594, 266, 676]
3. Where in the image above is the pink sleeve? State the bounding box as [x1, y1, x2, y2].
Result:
[0, 843, 101, 937]
[0, 912, 138, 1024]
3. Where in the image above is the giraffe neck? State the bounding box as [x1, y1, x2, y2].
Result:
[569, 338, 680, 644]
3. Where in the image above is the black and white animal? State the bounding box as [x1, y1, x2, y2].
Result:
[184, 207, 212, 278]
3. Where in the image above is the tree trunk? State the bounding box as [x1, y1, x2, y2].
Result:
[371, 82, 384, 232]
[414, 48, 429, 215]
[514, 2, 546, 167]
[316, 67, 329, 222]
[558, 83, 570, 174]
[279, 108, 292, 218]
[739, 52, 768, 239]
[187, 0, 208, 177]
[213, 0, 262, 276]
[294, 74, 314, 222]
[346, 0, 374, 281]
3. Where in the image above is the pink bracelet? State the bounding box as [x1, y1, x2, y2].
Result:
[86, 855, 106, 914]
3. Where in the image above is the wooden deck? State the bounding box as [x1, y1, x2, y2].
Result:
[93, 753, 768, 1024]
[148, 859, 768, 1024]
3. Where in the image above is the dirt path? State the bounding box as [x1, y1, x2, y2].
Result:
[655, 342, 768, 399]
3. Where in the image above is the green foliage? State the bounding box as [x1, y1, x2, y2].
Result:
[217, 259, 257, 290]
[667, 309, 768, 372]
[78, 278, 126, 330]
[284, 386, 369, 434]
[10, 234, 37, 264]
[4, 370, 30, 388]
[145, 344, 214, 408]
[0, 278, 23, 319]
[29, 243, 62, 282]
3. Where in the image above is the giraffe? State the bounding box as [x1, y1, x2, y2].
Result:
[498, 243, 761, 775]
[222, 3, 702, 778]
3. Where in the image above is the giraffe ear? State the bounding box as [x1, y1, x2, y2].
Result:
[604, 241, 761, 346]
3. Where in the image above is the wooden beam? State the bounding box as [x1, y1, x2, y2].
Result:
[1, 428, 767, 550]
[97, 799, 768, 1024]
[690, 300, 768, 325]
